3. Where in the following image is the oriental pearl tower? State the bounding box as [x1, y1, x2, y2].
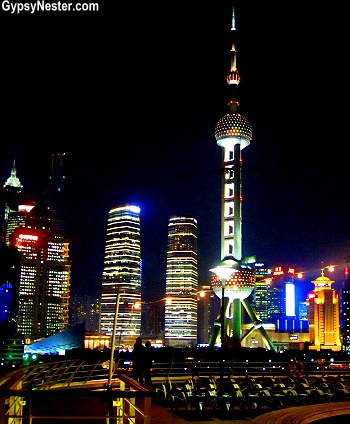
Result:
[210, 4, 276, 351]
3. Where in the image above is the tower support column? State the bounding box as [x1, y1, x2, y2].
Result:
[232, 298, 241, 347]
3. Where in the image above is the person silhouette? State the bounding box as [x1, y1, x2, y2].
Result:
[143, 340, 153, 387]
[132, 337, 145, 383]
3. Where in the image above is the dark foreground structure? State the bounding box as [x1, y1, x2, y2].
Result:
[2, 355, 350, 423]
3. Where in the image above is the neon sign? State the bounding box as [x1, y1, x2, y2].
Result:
[18, 234, 38, 241]
[273, 266, 284, 275]
[273, 266, 296, 276]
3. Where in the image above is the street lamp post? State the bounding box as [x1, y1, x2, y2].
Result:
[108, 291, 121, 386]
[220, 280, 225, 353]
[107, 291, 121, 423]
[219, 280, 227, 390]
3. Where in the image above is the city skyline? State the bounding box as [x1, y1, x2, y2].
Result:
[2, 2, 349, 301]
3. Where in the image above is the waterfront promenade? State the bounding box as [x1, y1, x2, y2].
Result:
[26, 391, 350, 424]
[151, 399, 350, 424]
[151, 399, 251, 423]
[3, 355, 350, 422]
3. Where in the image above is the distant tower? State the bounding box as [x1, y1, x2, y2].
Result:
[48, 153, 65, 193]
[1, 161, 23, 244]
[165, 216, 198, 347]
[6, 204, 35, 246]
[210, 4, 276, 350]
[9, 201, 71, 343]
[70, 295, 101, 332]
[307, 266, 341, 351]
[197, 285, 219, 345]
[142, 301, 165, 339]
[42, 153, 67, 232]
[100, 205, 142, 348]
[252, 262, 273, 323]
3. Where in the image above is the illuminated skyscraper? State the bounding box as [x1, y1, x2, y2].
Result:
[1, 161, 23, 244]
[165, 216, 198, 347]
[342, 258, 350, 351]
[307, 267, 341, 351]
[100, 205, 142, 348]
[6, 204, 35, 245]
[269, 267, 293, 323]
[9, 202, 71, 343]
[251, 262, 272, 323]
[262, 266, 308, 333]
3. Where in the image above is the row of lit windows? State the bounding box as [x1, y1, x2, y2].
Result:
[104, 259, 140, 266]
[47, 270, 70, 277]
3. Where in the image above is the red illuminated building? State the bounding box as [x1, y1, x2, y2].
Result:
[9, 203, 71, 344]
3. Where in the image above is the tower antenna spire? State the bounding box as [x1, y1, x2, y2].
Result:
[231, 2, 236, 30]
[227, 2, 240, 113]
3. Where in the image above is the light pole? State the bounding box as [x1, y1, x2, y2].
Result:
[106, 291, 121, 423]
[108, 291, 121, 387]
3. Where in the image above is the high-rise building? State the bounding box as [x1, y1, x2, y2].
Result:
[42, 153, 67, 233]
[164, 216, 198, 348]
[307, 268, 341, 351]
[299, 302, 308, 321]
[267, 266, 308, 333]
[141, 301, 165, 339]
[70, 295, 101, 332]
[197, 285, 219, 345]
[341, 258, 350, 351]
[100, 205, 142, 348]
[9, 202, 71, 343]
[1, 161, 23, 244]
[6, 204, 35, 245]
[251, 262, 273, 323]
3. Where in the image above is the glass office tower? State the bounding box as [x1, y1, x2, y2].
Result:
[100, 205, 142, 348]
[9, 207, 71, 344]
[165, 216, 198, 347]
[1, 161, 23, 244]
[6, 204, 35, 245]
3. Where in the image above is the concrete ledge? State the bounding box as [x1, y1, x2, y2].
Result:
[249, 401, 350, 424]
[151, 401, 189, 424]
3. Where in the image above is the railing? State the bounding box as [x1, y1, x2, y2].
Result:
[146, 357, 350, 380]
[2, 357, 349, 390]
[0, 362, 153, 424]
[1, 356, 350, 423]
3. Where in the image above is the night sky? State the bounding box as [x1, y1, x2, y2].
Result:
[2, 1, 349, 302]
